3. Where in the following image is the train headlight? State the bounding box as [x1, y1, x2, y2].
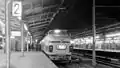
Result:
[69, 46, 73, 52]
[49, 45, 53, 52]
[57, 45, 66, 49]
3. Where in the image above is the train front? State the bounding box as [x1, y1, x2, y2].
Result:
[42, 29, 73, 61]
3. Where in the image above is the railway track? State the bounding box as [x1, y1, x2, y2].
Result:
[97, 59, 120, 68]
[72, 53, 120, 68]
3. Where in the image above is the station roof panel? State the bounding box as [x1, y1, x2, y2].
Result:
[0, 0, 64, 40]
[22, 0, 63, 40]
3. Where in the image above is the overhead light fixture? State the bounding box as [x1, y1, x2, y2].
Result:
[54, 29, 61, 33]
[0, 35, 2, 37]
[11, 36, 15, 39]
[70, 40, 74, 44]
[35, 39, 38, 42]
[24, 24, 28, 31]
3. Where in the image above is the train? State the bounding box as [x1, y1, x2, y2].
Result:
[40, 29, 73, 61]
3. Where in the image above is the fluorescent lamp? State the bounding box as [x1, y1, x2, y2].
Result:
[24, 24, 28, 31]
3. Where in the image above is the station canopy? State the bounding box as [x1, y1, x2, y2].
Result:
[72, 22, 120, 39]
[0, 0, 64, 41]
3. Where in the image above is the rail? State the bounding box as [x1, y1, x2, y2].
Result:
[72, 52, 120, 68]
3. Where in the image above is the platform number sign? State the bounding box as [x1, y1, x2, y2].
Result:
[12, 1, 22, 19]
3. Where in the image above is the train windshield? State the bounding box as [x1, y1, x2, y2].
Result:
[48, 30, 69, 36]
[51, 41, 70, 43]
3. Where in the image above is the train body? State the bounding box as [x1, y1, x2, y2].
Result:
[40, 29, 73, 61]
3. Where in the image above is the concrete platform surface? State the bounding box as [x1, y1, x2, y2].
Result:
[0, 52, 58, 68]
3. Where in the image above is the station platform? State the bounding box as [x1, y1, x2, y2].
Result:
[0, 51, 58, 68]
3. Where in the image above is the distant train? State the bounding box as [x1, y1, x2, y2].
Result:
[40, 29, 73, 61]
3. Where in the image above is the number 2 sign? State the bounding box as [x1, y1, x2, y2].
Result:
[12, 1, 22, 17]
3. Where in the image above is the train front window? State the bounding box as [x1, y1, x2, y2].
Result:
[50, 41, 70, 43]
[51, 41, 61, 43]
[62, 41, 70, 43]
[48, 30, 69, 36]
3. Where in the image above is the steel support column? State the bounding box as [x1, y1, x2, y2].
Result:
[27, 32, 29, 52]
[21, 21, 24, 56]
[92, 0, 96, 66]
[5, 0, 12, 68]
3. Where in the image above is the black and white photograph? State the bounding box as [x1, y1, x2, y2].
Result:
[0, 0, 120, 68]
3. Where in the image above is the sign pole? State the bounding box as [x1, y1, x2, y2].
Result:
[5, 0, 11, 68]
[92, 0, 97, 66]
[27, 32, 29, 52]
[21, 20, 24, 56]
